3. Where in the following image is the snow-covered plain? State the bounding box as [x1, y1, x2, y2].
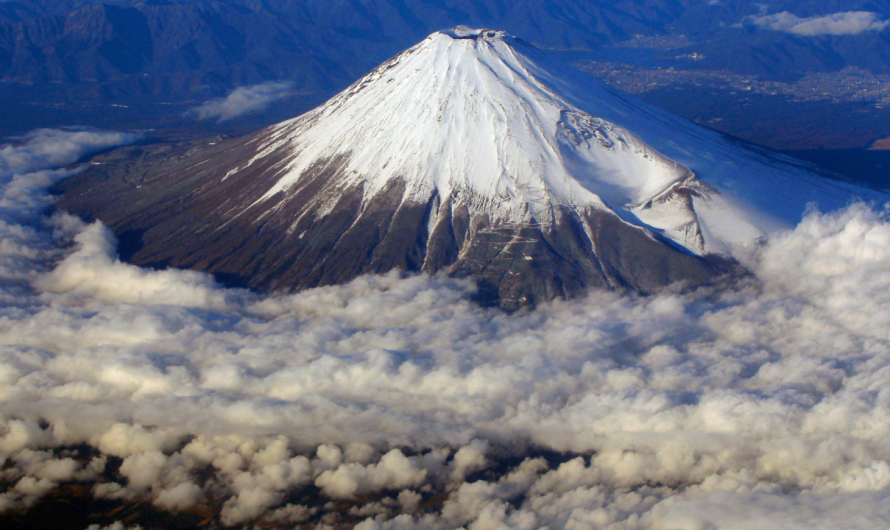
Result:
[243, 27, 882, 256]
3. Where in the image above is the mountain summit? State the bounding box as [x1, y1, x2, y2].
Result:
[58, 27, 882, 308]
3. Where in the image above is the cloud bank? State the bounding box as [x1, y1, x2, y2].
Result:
[1, 129, 890, 528]
[748, 11, 890, 36]
[188, 82, 295, 122]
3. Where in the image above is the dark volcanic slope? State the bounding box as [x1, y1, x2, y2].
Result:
[56, 136, 727, 309]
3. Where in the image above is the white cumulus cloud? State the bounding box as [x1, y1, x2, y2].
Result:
[748, 11, 890, 36]
[188, 82, 295, 122]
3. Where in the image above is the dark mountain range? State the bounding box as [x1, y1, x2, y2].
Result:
[0, 2, 355, 95]
[4, 0, 890, 98]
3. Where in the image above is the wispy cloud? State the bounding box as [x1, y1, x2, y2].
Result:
[3, 129, 890, 527]
[747, 11, 890, 36]
[0, 128, 139, 177]
[187, 82, 294, 122]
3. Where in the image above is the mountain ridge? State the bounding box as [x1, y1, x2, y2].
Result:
[6, 1, 890, 94]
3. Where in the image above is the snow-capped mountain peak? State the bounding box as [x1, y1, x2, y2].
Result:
[246, 27, 720, 252]
[58, 28, 888, 308]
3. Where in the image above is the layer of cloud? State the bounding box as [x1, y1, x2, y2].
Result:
[188, 82, 294, 122]
[748, 11, 890, 36]
[1, 129, 890, 528]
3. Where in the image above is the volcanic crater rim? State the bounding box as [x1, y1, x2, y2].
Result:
[441, 26, 506, 40]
